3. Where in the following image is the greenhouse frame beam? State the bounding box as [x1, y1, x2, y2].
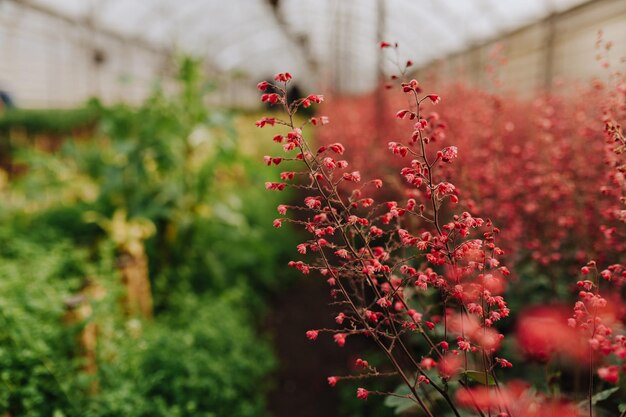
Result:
[10, 0, 170, 56]
[412, 0, 608, 76]
[265, 0, 318, 80]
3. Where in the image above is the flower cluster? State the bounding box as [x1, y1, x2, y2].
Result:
[260, 36, 625, 416]
[315, 64, 624, 278]
[258, 52, 514, 414]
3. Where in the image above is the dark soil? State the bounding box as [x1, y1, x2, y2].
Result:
[265, 277, 363, 417]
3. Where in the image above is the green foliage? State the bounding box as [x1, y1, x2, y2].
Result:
[0, 225, 107, 416]
[0, 224, 277, 417]
[0, 56, 296, 416]
[463, 370, 496, 386]
[81, 291, 274, 417]
[5, 56, 296, 304]
[0, 106, 101, 136]
[383, 386, 418, 415]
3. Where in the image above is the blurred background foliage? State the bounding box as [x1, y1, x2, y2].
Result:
[0, 56, 298, 416]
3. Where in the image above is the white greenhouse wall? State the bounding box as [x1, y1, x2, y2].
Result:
[415, 0, 626, 94]
[0, 1, 169, 108]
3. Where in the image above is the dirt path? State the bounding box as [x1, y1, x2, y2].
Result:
[266, 277, 347, 417]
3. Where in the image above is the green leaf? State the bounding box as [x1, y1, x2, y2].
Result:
[384, 385, 418, 415]
[577, 387, 620, 408]
[618, 403, 626, 413]
[591, 387, 619, 405]
[590, 387, 620, 404]
[464, 370, 496, 385]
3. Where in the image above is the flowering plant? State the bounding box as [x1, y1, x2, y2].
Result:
[259, 38, 625, 416]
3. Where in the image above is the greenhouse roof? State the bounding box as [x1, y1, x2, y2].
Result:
[15, 0, 592, 90]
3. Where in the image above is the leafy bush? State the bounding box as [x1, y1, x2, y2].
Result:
[0, 106, 101, 136]
[83, 291, 275, 417]
[0, 57, 298, 416]
[0, 225, 108, 416]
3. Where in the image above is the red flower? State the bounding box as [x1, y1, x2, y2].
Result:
[265, 182, 286, 191]
[356, 388, 369, 400]
[256, 117, 276, 128]
[420, 357, 436, 370]
[307, 94, 324, 103]
[261, 93, 280, 105]
[496, 357, 513, 368]
[328, 143, 345, 155]
[342, 171, 361, 182]
[333, 333, 346, 347]
[516, 306, 588, 362]
[306, 330, 319, 340]
[274, 72, 292, 82]
[438, 354, 462, 379]
[426, 94, 441, 104]
[598, 365, 619, 384]
[355, 358, 369, 368]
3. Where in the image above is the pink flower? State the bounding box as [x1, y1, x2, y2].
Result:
[370, 226, 383, 237]
[495, 357, 513, 368]
[426, 94, 441, 104]
[304, 196, 322, 209]
[277, 205, 287, 215]
[322, 157, 336, 170]
[273, 219, 282, 228]
[327, 376, 338, 387]
[356, 388, 369, 400]
[343, 171, 361, 182]
[333, 333, 346, 347]
[355, 358, 369, 368]
[377, 297, 392, 308]
[417, 375, 430, 384]
[257, 81, 270, 91]
[438, 354, 462, 379]
[265, 182, 286, 191]
[396, 109, 415, 119]
[306, 330, 319, 340]
[307, 94, 324, 103]
[274, 72, 292, 82]
[457, 338, 471, 351]
[261, 93, 280, 105]
[401, 79, 421, 93]
[328, 143, 345, 155]
[438, 146, 458, 162]
[310, 116, 330, 126]
[256, 117, 276, 128]
[388, 142, 408, 157]
[598, 365, 619, 384]
[420, 357, 436, 370]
